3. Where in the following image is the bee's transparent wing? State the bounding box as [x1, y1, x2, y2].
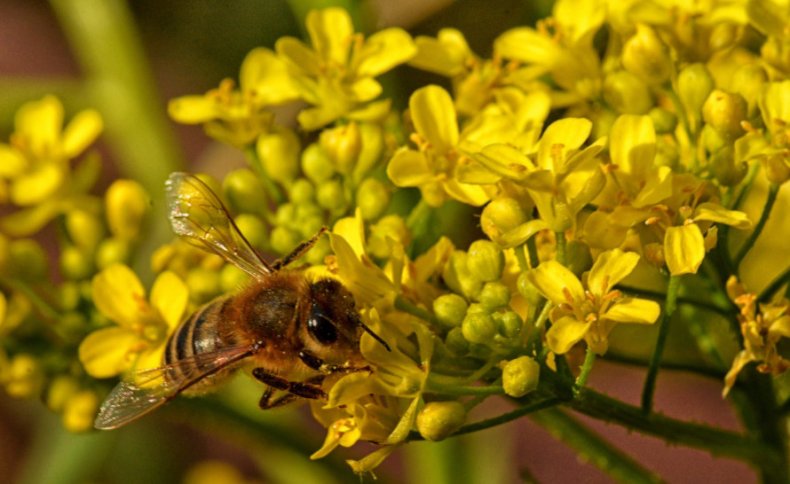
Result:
[165, 172, 272, 279]
[94, 344, 256, 430]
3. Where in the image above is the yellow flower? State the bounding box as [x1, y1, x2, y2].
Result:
[528, 249, 661, 354]
[79, 264, 188, 378]
[276, 7, 416, 130]
[387, 85, 490, 207]
[0, 96, 103, 236]
[168, 48, 300, 146]
[723, 277, 790, 397]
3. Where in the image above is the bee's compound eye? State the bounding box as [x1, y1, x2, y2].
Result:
[308, 309, 338, 344]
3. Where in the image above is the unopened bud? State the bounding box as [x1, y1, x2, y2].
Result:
[461, 311, 496, 344]
[433, 293, 468, 328]
[443, 251, 483, 300]
[703, 89, 747, 140]
[223, 168, 268, 214]
[466, 240, 504, 282]
[622, 24, 672, 84]
[445, 327, 469, 355]
[8, 239, 47, 281]
[316, 179, 347, 213]
[47, 375, 80, 412]
[480, 197, 528, 242]
[711, 146, 747, 186]
[62, 390, 99, 433]
[95, 237, 131, 269]
[763, 154, 790, 184]
[320, 122, 361, 175]
[501, 356, 540, 397]
[677, 64, 714, 129]
[60, 246, 93, 280]
[368, 215, 409, 259]
[290, 178, 315, 205]
[234, 214, 267, 249]
[270, 226, 301, 255]
[66, 210, 103, 251]
[301, 143, 335, 183]
[477, 281, 510, 310]
[603, 70, 652, 114]
[494, 310, 522, 339]
[416, 401, 466, 441]
[648, 107, 677, 134]
[106, 179, 149, 240]
[187, 267, 221, 303]
[356, 178, 390, 221]
[5, 353, 44, 399]
[257, 128, 300, 185]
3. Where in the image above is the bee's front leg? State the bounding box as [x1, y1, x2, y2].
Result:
[298, 350, 371, 375]
[252, 368, 326, 409]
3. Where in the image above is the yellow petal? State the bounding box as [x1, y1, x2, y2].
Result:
[387, 149, 434, 187]
[349, 78, 383, 103]
[693, 202, 752, 230]
[587, 249, 640, 295]
[15, 96, 63, 155]
[306, 7, 353, 66]
[609, 114, 656, 178]
[410, 85, 458, 153]
[10, 163, 63, 206]
[276, 37, 321, 77]
[0, 145, 27, 177]
[241, 47, 301, 104]
[469, 144, 530, 181]
[410, 31, 467, 76]
[150, 271, 188, 329]
[495, 27, 561, 66]
[78, 327, 138, 378]
[333, 212, 366, 257]
[168, 95, 218, 124]
[546, 315, 590, 354]
[537, 118, 592, 172]
[92, 263, 146, 327]
[62, 109, 103, 158]
[355, 28, 417, 77]
[604, 297, 660, 324]
[527, 260, 584, 304]
[442, 178, 490, 206]
[665, 224, 705, 275]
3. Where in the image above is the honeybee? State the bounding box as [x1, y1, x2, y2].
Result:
[94, 172, 388, 429]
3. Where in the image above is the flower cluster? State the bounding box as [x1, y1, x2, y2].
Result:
[2, 1, 790, 480]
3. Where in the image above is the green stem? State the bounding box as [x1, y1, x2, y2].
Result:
[641, 275, 681, 414]
[574, 346, 596, 391]
[540, 370, 785, 474]
[526, 300, 552, 353]
[448, 395, 563, 438]
[394, 295, 441, 327]
[616, 284, 731, 316]
[424, 377, 503, 397]
[758, 265, 790, 303]
[734, 184, 780, 270]
[530, 408, 661, 484]
[555, 230, 567, 264]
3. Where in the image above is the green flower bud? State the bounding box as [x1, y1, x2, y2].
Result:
[304, 236, 330, 266]
[60, 246, 93, 280]
[220, 264, 248, 292]
[62, 390, 99, 433]
[711, 146, 747, 186]
[763, 154, 790, 185]
[95, 237, 131, 269]
[368, 215, 409, 259]
[299, 215, 327, 240]
[700, 124, 728, 153]
[8, 239, 47, 281]
[517, 272, 542, 307]
[295, 202, 323, 221]
[274, 203, 297, 228]
[622, 24, 672, 84]
[477, 281, 510, 310]
[565, 241, 592, 276]
[187, 267, 221, 302]
[5, 353, 44, 399]
[702, 89, 747, 140]
[223, 168, 268, 215]
[603, 70, 652, 114]
[731, 65, 767, 112]
[445, 327, 469, 355]
[494, 310, 522, 339]
[270, 226, 301, 255]
[301, 143, 335, 183]
[316, 179, 347, 212]
[648, 107, 677, 134]
[355, 123, 385, 179]
[257, 128, 300, 185]
[290, 178, 315, 205]
[320, 122, 361, 175]
[678, 63, 714, 129]
[433, 293, 468, 328]
[416, 401, 466, 441]
[356, 178, 390, 221]
[480, 197, 528, 242]
[462, 311, 496, 344]
[105, 179, 149, 240]
[501, 356, 540, 398]
[234, 214, 267, 249]
[442, 251, 483, 300]
[59, 282, 82, 311]
[467, 240, 504, 282]
[66, 210, 103, 251]
[47, 375, 80, 412]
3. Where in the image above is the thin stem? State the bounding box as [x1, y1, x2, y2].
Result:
[734, 184, 780, 270]
[394, 295, 441, 327]
[641, 275, 681, 414]
[526, 300, 553, 353]
[555, 230, 567, 264]
[574, 346, 596, 391]
[448, 395, 563, 438]
[758, 265, 790, 303]
[530, 408, 661, 484]
[424, 377, 503, 397]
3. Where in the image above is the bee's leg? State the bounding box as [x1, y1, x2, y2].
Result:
[271, 227, 328, 270]
[253, 368, 327, 404]
[298, 350, 371, 375]
[258, 374, 327, 409]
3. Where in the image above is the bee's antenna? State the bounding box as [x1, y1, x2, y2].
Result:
[360, 322, 391, 352]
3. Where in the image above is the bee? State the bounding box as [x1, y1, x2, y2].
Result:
[94, 172, 388, 430]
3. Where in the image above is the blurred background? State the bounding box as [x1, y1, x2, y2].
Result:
[0, 1, 762, 482]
